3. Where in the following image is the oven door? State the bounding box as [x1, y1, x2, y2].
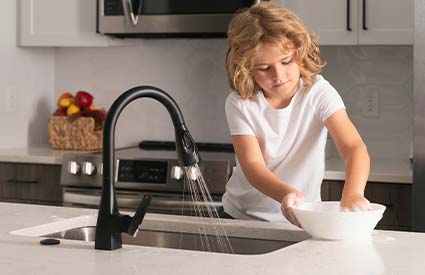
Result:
[63, 187, 222, 216]
[98, 0, 259, 36]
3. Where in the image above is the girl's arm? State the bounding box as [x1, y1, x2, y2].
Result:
[324, 109, 371, 210]
[231, 135, 304, 225]
[231, 135, 300, 202]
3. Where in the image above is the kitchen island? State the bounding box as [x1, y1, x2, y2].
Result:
[2, 202, 424, 274]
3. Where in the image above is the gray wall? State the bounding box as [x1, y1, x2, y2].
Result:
[321, 46, 413, 159]
[413, 0, 425, 231]
[54, 44, 413, 160]
[0, 0, 54, 149]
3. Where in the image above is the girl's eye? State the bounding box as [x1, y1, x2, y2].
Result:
[281, 58, 293, 65]
[256, 67, 270, 72]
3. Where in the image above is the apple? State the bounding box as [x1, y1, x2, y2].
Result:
[74, 91, 93, 108]
[53, 108, 66, 116]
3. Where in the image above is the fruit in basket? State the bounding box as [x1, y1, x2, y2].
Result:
[53, 108, 66, 116]
[74, 91, 93, 108]
[66, 103, 80, 116]
[52, 90, 106, 130]
[90, 109, 107, 130]
[56, 92, 73, 108]
[59, 97, 73, 108]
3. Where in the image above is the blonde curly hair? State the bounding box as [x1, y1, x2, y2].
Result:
[226, 2, 324, 99]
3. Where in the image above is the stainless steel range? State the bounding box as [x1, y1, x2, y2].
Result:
[60, 141, 235, 215]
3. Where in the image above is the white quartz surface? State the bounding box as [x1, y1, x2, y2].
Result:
[0, 147, 99, 165]
[325, 157, 412, 184]
[3, 202, 425, 275]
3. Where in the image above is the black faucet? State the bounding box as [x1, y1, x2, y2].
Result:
[95, 85, 200, 250]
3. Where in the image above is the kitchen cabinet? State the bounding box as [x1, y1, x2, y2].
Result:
[273, 0, 413, 45]
[18, 0, 129, 47]
[0, 162, 62, 205]
[321, 180, 412, 231]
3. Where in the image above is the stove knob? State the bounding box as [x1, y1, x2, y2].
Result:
[97, 163, 103, 176]
[82, 161, 96, 176]
[171, 166, 184, 180]
[67, 161, 81, 175]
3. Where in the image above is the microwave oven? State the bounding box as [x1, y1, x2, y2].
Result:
[97, 0, 262, 38]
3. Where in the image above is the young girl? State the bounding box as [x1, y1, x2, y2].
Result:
[221, 2, 371, 226]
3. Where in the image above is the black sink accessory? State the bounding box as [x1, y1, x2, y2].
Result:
[40, 238, 60, 245]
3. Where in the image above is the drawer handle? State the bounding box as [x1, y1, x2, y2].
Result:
[362, 0, 368, 30]
[346, 0, 352, 31]
[7, 179, 39, 184]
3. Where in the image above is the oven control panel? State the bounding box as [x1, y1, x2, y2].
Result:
[117, 159, 168, 184]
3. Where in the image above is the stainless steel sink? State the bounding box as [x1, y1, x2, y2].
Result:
[42, 226, 296, 255]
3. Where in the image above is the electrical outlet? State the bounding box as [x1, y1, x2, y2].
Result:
[5, 87, 17, 112]
[363, 89, 379, 117]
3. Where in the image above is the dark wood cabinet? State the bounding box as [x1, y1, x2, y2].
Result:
[0, 162, 62, 205]
[321, 180, 412, 231]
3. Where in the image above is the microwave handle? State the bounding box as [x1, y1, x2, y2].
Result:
[124, 0, 144, 26]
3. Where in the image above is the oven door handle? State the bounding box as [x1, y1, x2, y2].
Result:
[63, 191, 143, 209]
[63, 190, 223, 210]
[150, 198, 222, 208]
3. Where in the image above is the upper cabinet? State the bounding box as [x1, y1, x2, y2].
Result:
[18, 0, 127, 47]
[273, 0, 413, 45]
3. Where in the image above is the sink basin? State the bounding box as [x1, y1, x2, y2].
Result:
[42, 226, 295, 255]
[10, 213, 308, 255]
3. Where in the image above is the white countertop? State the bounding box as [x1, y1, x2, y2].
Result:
[0, 147, 99, 165]
[0, 147, 413, 183]
[3, 202, 425, 275]
[325, 157, 412, 184]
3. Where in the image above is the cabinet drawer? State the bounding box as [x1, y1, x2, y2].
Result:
[0, 162, 62, 204]
[324, 180, 411, 230]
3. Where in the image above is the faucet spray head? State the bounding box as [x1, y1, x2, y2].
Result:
[175, 124, 200, 166]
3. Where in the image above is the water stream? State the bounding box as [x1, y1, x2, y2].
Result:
[182, 164, 234, 254]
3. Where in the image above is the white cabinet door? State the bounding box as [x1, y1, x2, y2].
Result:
[18, 0, 123, 47]
[358, 0, 413, 45]
[275, 0, 358, 45]
[272, 0, 413, 45]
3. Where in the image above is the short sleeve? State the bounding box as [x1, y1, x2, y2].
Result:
[315, 84, 346, 123]
[225, 93, 255, 136]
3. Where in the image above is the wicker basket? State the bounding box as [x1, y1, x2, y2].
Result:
[48, 116, 102, 151]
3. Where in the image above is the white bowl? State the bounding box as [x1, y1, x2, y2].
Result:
[292, 201, 386, 240]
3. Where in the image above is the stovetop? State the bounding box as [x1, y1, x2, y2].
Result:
[139, 140, 234, 152]
[103, 140, 235, 161]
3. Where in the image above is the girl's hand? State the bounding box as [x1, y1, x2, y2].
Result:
[340, 193, 371, 211]
[281, 192, 304, 227]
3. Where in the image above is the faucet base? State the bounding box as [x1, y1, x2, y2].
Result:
[95, 232, 122, 250]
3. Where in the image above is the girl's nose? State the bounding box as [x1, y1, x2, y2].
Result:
[271, 66, 282, 81]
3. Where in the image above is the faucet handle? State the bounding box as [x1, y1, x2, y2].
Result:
[126, 194, 152, 237]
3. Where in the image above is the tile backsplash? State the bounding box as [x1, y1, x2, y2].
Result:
[54, 42, 412, 159]
[321, 46, 413, 159]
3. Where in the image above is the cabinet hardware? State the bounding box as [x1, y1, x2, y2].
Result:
[362, 0, 368, 30]
[346, 0, 352, 31]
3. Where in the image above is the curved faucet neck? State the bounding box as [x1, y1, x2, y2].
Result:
[95, 85, 200, 250]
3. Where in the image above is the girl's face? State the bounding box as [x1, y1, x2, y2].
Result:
[251, 43, 301, 101]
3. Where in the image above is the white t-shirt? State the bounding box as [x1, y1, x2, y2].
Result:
[222, 75, 345, 222]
